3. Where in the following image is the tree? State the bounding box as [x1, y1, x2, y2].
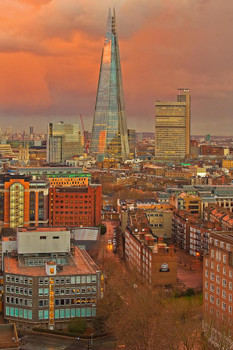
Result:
[97, 223, 107, 235]
[68, 318, 87, 334]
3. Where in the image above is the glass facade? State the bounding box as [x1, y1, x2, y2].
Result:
[47, 122, 83, 163]
[91, 9, 129, 160]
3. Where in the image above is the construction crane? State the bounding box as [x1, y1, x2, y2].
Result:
[79, 114, 90, 154]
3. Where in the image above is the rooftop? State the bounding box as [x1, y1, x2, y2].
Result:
[4, 247, 99, 276]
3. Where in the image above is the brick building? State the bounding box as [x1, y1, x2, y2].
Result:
[125, 211, 177, 287]
[203, 231, 233, 347]
[49, 185, 102, 227]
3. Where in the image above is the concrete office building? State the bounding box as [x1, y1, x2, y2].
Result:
[3, 227, 103, 330]
[47, 122, 83, 164]
[155, 89, 190, 160]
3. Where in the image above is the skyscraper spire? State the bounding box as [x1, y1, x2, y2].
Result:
[91, 9, 129, 160]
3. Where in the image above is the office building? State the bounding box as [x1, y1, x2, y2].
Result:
[155, 89, 191, 159]
[18, 167, 91, 187]
[3, 227, 103, 329]
[49, 185, 102, 227]
[91, 9, 130, 160]
[47, 122, 83, 164]
[0, 174, 49, 228]
[203, 231, 233, 348]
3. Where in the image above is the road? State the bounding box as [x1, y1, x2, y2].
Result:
[176, 248, 203, 290]
[20, 334, 73, 350]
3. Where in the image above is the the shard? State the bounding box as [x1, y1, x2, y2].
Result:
[91, 8, 130, 160]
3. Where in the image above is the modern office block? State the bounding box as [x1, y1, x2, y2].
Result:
[47, 122, 83, 164]
[155, 89, 191, 160]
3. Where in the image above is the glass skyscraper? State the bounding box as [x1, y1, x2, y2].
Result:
[91, 9, 130, 160]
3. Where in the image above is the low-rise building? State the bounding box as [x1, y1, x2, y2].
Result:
[3, 227, 103, 330]
[125, 211, 177, 287]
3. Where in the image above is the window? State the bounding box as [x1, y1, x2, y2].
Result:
[55, 310, 59, 319]
[39, 278, 43, 285]
[222, 302, 226, 311]
[210, 295, 214, 304]
[229, 282, 232, 291]
[205, 270, 209, 278]
[222, 279, 227, 288]
[223, 255, 226, 264]
[216, 299, 220, 306]
[222, 290, 227, 299]
[223, 267, 226, 275]
[40, 236, 46, 240]
[210, 273, 214, 281]
[39, 289, 43, 296]
[60, 309, 65, 318]
[39, 300, 43, 307]
[39, 310, 43, 319]
[44, 310, 49, 319]
[210, 284, 214, 292]
[216, 276, 220, 284]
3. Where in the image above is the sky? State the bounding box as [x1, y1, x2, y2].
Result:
[0, 0, 233, 135]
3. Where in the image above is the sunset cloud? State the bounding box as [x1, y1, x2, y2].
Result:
[0, 0, 232, 134]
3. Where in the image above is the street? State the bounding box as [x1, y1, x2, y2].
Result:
[19, 334, 73, 350]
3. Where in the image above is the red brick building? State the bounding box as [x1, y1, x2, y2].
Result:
[203, 231, 233, 347]
[49, 185, 102, 227]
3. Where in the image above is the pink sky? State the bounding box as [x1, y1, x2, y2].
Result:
[0, 0, 233, 134]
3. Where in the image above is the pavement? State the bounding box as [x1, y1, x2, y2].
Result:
[176, 248, 203, 290]
[19, 334, 73, 350]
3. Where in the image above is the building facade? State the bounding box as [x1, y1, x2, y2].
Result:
[3, 227, 103, 329]
[203, 231, 233, 347]
[47, 122, 83, 164]
[18, 167, 91, 188]
[125, 211, 177, 287]
[49, 185, 102, 227]
[0, 174, 49, 228]
[90, 9, 129, 160]
[155, 89, 190, 160]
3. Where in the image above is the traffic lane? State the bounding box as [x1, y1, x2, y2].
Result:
[20, 334, 73, 350]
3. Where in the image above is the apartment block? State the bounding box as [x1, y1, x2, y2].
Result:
[203, 232, 233, 347]
[125, 211, 177, 287]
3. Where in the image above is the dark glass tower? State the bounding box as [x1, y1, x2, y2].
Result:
[91, 9, 129, 160]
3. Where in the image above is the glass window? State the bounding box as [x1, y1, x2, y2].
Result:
[39, 289, 43, 296]
[81, 308, 85, 317]
[87, 276, 91, 284]
[71, 309, 75, 318]
[19, 309, 23, 318]
[76, 276, 80, 284]
[60, 309, 65, 318]
[39, 310, 43, 319]
[6, 306, 10, 316]
[39, 300, 43, 307]
[86, 308, 91, 317]
[92, 275, 96, 283]
[15, 308, 19, 317]
[71, 277, 75, 284]
[10, 307, 14, 316]
[44, 310, 49, 319]
[24, 309, 28, 319]
[92, 308, 96, 317]
[44, 288, 49, 295]
[55, 310, 59, 319]
[28, 310, 32, 320]
[65, 309, 70, 318]
[81, 276, 86, 284]
[76, 308, 80, 317]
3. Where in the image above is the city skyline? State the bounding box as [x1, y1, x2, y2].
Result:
[0, 1, 233, 135]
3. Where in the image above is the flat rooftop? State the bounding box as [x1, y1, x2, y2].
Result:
[4, 247, 99, 276]
[18, 226, 68, 232]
